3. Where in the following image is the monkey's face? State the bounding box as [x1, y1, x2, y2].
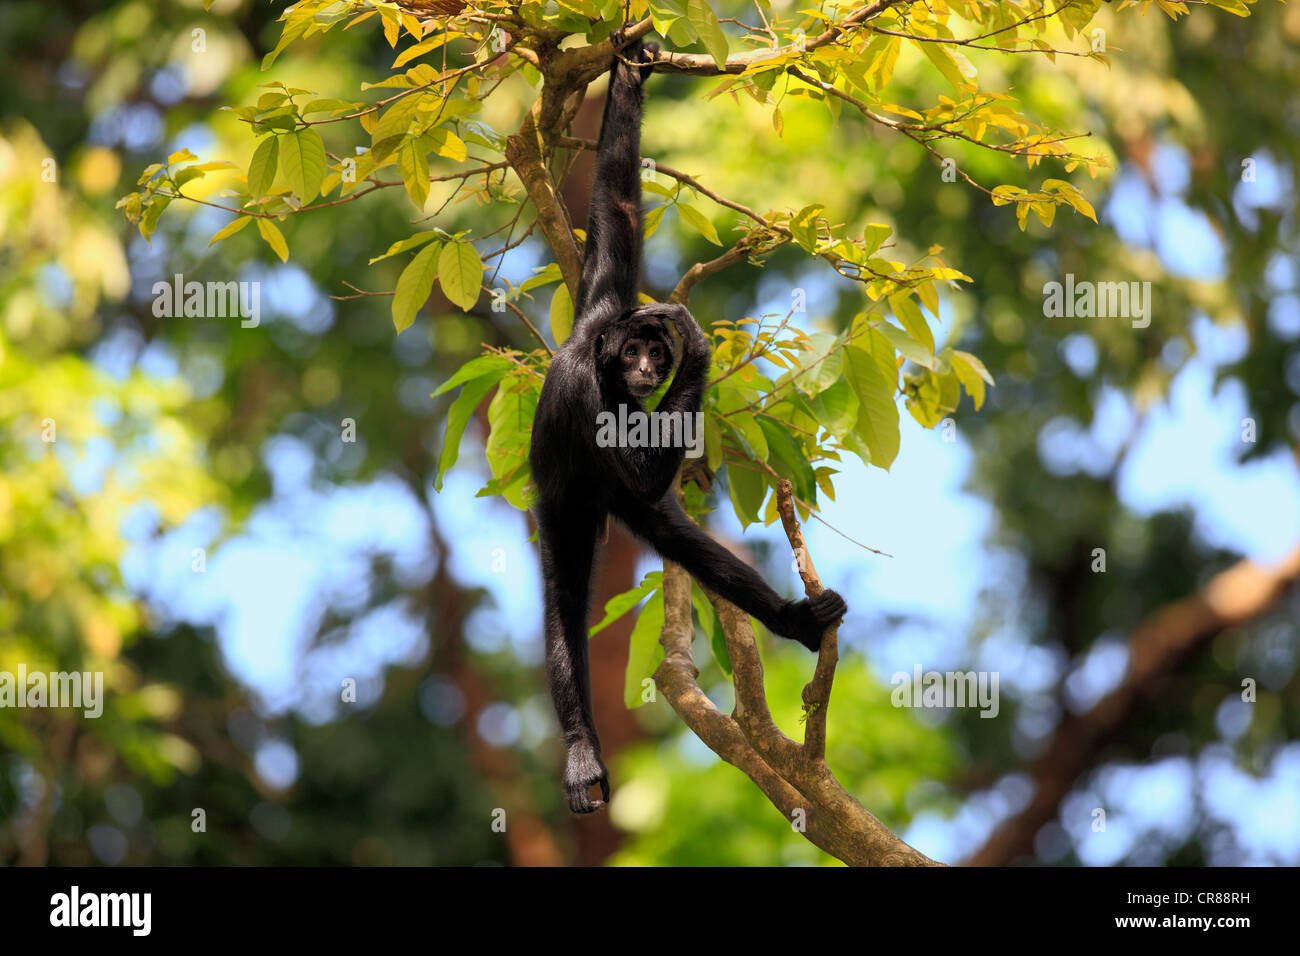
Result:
[597, 314, 675, 399]
[619, 333, 671, 398]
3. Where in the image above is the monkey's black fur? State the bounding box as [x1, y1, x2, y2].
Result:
[529, 31, 848, 814]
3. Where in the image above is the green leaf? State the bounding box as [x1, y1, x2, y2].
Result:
[1060, 0, 1104, 32]
[482, 375, 538, 511]
[938, 369, 961, 414]
[301, 98, 356, 115]
[914, 37, 976, 91]
[432, 353, 512, 398]
[905, 368, 955, 427]
[369, 232, 438, 265]
[860, 324, 900, 385]
[863, 223, 892, 256]
[393, 241, 441, 332]
[758, 417, 816, 503]
[624, 589, 666, 709]
[173, 167, 207, 188]
[550, 282, 573, 345]
[704, 413, 723, 472]
[790, 203, 824, 254]
[425, 127, 468, 162]
[393, 33, 449, 68]
[890, 291, 935, 356]
[438, 241, 484, 312]
[371, 96, 424, 157]
[727, 462, 766, 528]
[262, 11, 311, 70]
[677, 202, 722, 245]
[686, 0, 729, 69]
[256, 217, 289, 261]
[520, 262, 563, 293]
[649, 0, 688, 36]
[247, 135, 279, 196]
[398, 137, 430, 207]
[874, 320, 935, 370]
[280, 127, 327, 202]
[591, 573, 662, 637]
[731, 412, 769, 460]
[793, 332, 844, 398]
[717, 416, 757, 460]
[1205, 0, 1251, 15]
[691, 581, 730, 677]
[951, 348, 993, 385]
[905, 368, 959, 428]
[810, 376, 859, 440]
[666, 16, 699, 47]
[139, 196, 171, 242]
[949, 349, 993, 410]
[844, 345, 900, 469]
[643, 204, 667, 239]
[435, 374, 498, 491]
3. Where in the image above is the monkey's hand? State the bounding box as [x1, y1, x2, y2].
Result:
[563, 738, 610, 813]
[778, 589, 848, 652]
[611, 25, 658, 84]
[664, 303, 709, 353]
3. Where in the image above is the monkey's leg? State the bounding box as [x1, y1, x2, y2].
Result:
[539, 505, 610, 813]
[616, 493, 846, 650]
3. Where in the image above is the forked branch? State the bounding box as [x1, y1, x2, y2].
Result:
[652, 480, 941, 866]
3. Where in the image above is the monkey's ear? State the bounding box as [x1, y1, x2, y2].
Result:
[596, 333, 605, 353]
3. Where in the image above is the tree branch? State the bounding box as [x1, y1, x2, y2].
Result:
[652, 482, 941, 866]
[776, 479, 837, 763]
[505, 106, 583, 298]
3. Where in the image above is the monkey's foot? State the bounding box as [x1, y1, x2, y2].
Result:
[781, 589, 848, 651]
[611, 25, 657, 80]
[563, 739, 610, 814]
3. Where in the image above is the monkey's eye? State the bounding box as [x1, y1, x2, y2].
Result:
[649, 348, 661, 360]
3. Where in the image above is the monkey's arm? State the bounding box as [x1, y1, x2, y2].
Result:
[572, 37, 656, 327]
[656, 303, 711, 416]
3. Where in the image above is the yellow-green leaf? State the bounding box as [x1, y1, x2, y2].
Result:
[624, 589, 665, 709]
[393, 242, 441, 332]
[209, 216, 253, 246]
[949, 350, 988, 410]
[280, 127, 327, 202]
[370, 232, 439, 265]
[426, 127, 468, 162]
[393, 33, 448, 68]
[844, 345, 900, 470]
[398, 138, 430, 208]
[687, 0, 729, 70]
[256, 218, 289, 262]
[890, 291, 934, 356]
[438, 241, 484, 312]
[790, 203, 824, 254]
[677, 202, 722, 245]
[247, 135, 279, 196]
[550, 282, 573, 345]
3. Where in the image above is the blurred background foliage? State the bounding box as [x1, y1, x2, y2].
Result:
[1, 0, 1297, 866]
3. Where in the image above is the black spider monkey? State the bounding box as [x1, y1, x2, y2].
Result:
[529, 30, 848, 814]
